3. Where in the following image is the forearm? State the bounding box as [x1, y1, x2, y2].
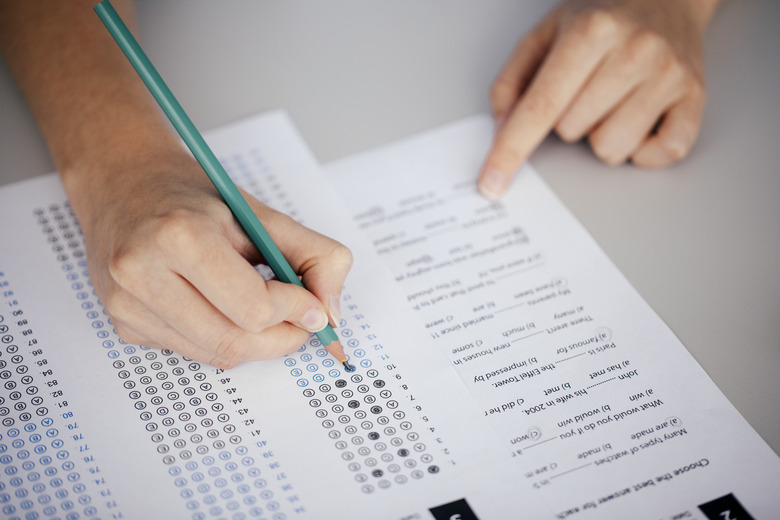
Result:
[0, 1, 179, 207]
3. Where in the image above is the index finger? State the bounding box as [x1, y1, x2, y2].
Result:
[245, 195, 354, 326]
[478, 17, 615, 198]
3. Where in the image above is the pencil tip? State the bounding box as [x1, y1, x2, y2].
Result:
[342, 359, 356, 372]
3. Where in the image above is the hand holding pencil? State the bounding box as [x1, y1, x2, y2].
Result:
[85, 151, 353, 368]
[93, 0, 354, 369]
[0, 0, 353, 368]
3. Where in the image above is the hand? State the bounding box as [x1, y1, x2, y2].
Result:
[0, 0, 352, 368]
[74, 149, 352, 369]
[478, 0, 721, 199]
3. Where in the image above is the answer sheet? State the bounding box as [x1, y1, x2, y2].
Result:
[0, 111, 777, 520]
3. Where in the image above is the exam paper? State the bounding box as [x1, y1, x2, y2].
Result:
[0, 111, 778, 520]
[326, 115, 780, 519]
[0, 111, 548, 520]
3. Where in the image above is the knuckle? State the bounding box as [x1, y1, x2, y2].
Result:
[107, 247, 144, 289]
[329, 243, 354, 270]
[683, 76, 706, 101]
[299, 240, 354, 281]
[626, 30, 665, 66]
[658, 55, 705, 101]
[575, 8, 619, 42]
[522, 90, 559, 122]
[154, 211, 202, 252]
[297, 241, 354, 282]
[659, 58, 688, 86]
[589, 134, 625, 166]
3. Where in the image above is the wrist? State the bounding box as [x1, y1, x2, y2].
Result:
[60, 126, 194, 234]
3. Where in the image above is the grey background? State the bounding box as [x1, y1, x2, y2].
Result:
[1, 1, 778, 454]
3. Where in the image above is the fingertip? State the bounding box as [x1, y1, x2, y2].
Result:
[477, 167, 510, 200]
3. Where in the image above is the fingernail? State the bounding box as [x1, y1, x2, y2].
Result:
[328, 294, 341, 326]
[478, 168, 508, 199]
[299, 308, 328, 333]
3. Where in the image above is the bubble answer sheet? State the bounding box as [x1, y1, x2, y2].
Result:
[0, 110, 778, 520]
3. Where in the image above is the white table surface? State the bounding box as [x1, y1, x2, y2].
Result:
[1, 0, 777, 454]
